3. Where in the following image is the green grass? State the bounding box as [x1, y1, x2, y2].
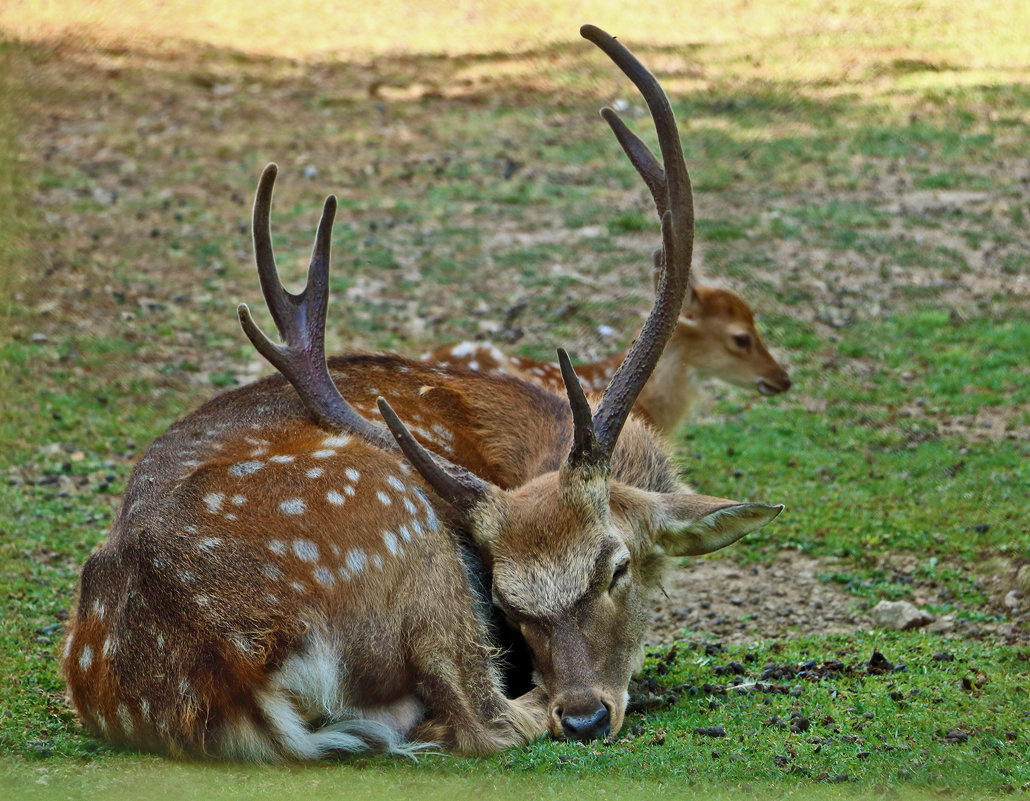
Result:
[1, 0, 1029, 795]
[3, 634, 1027, 799]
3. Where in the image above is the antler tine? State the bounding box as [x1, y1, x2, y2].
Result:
[556, 349, 605, 471]
[579, 25, 695, 465]
[600, 107, 668, 219]
[238, 163, 394, 449]
[377, 398, 490, 516]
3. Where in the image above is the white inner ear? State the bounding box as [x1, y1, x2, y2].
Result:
[672, 502, 784, 556]
[683, 503, 782, 534]
[678, 313, 700, 329]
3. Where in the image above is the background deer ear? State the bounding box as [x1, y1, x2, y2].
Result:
[654, 493, 783, 555]
[678, 287, 702, 327]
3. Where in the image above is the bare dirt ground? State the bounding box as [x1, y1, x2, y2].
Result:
[650, 552, 1030, 646]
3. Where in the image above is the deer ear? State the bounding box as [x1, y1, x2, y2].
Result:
[678, 287, 702, 327]
[654, 492, 783, 555]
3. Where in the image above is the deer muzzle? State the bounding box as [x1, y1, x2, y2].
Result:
[554, 695, 613, 741]
[757, 370, 791, 396]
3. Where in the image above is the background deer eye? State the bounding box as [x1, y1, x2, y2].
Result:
[732, 333, 751, 350]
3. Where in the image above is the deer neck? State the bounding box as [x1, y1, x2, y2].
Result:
[630, 333, 701, 435]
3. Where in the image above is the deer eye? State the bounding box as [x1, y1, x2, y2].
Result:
[609, 559, 630, 591]
[732, 333, 751, 350]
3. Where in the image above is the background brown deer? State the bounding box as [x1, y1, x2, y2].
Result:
[425, 283, 791, 435]
[61, 25, 782, 761]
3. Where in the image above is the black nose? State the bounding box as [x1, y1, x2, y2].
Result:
[560, 705, 611, 741]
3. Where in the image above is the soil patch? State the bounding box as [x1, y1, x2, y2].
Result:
[649, 552, 1029, 645]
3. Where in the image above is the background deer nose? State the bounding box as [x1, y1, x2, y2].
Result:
[560, 704, 611, 741]
[758, 373, 790, 395]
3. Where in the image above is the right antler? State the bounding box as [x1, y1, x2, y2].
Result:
[573, 25, 695, 470]
[238, 163, 394, 450]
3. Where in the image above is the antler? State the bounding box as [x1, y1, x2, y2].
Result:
[576, 25, 695, 468]
[376, 398, 490, 515]
[557, 348, 604, 471]
[238, 163, 394, 449]
[600, 107, 668, 219]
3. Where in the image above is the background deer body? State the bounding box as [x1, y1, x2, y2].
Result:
[427, 286, 790, 437]
[61, 27, 782, 761]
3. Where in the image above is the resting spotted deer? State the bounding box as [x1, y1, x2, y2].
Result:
[61, 25, 782, 760]
[426, 283, 791, 435]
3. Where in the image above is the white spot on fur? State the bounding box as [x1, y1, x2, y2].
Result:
[451, 341, 477, 357]
[376, 491, 392, 506]
[270, 455, 295, 464]
[263, 563, 283, 581]
[292, 581, 307, 593]
[344, 485, 356, 497]
[306, 467, 324, 479]
[92, 598, 106, 619]
[293, 539, 319, 562]
[467, 360, 480, 370]
[313, 567, 335, 586]
[103, 636, 116, 657]
[326, 490, 344, 505]
[345, 468, 360, 482]
[345, 549, 366, 574]
[79, 645, 93, 671]
[268, 540, 288, 555]
[402, 497, 417, 515]
[398, 524, 412, 543]
[63, 633, 73, 660]
[383, 531, 400, 556]
[203, 492, 224, 513]
[414, 488, 438, 530]
[280, 498, 307, 516]
[231, 494, 246, 506]
[229, 461, 263, 477]
[372, 554, 384, 569]
[385, 476, 405, 491]
[196, 537, 221, 550]
[312, 449, 335, 459]
[322, 434, 351, 448]
[195, 595, 212, 607]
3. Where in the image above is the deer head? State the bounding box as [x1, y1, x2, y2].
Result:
[674, 285, 791, 396]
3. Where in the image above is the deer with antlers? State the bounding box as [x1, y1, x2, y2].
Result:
[425, 281, 791, 436]
[61, 26, 782, 760]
